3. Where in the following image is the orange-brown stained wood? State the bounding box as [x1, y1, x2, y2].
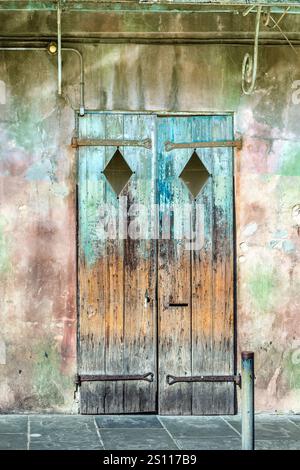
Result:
[157, 116, 193, 415]
[192, 184, 214, 414]
[122, 114, 157, 412]
[158, 239, 192, 415]
[78, 113, 157, 414]
[210, 147, 234, 414]
[157, 115, 234, 415]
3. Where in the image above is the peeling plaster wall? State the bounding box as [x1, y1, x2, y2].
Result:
[0, 50, 77, 411]
[0, 19, 300, 413]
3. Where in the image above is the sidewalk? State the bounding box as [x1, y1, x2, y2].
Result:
[0, 414, 299, 450]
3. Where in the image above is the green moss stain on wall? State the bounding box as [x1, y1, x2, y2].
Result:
[276, 176, 300, 210]
[279, 143, 300, 176]
[32, 340, 73, 408]
[8, 104, 42, 153]
[248, 263, 280, 313]
[282, 348, 300, 390]
[5, 94, 60, 182]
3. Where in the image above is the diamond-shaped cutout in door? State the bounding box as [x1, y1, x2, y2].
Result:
[179, 150, 210, 198]
[103, 149, 133, 196]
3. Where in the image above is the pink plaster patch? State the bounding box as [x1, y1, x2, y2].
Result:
[239, 136, 280, 174]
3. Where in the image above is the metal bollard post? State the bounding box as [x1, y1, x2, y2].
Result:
[241, 351, 255, 450]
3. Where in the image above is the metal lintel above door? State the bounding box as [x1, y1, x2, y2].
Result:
[71, 136, 152, 149]
[165, 138, 242, 152]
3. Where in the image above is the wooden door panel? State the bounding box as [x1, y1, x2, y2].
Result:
[78, 113, 157, 414]
[78, 113, 235, 415]
[122, 114, 157, 412]
[157, 117, 193, 414]
[78, 113, 107, 414]
[157, 115, 235, 415]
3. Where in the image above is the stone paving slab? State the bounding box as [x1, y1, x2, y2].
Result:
[176, 437, 242, 450]
[100, 428, 178, 450]
[29, 437, 103, 451]
[0, 433, 27, 450]
[0, 414, 299, 450]
[255, 439, 300, 450]
[159, 416, 239, 438]
[224, 415, 300, 440]
[96, 415, 162, 429]
[29, 415, 102, 450]
[0, 415, 28, 434]
[30, 415, 96, 433]
[288, 416, 300, 427]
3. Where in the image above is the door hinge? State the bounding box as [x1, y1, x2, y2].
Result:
[166, 374, 241, 387]
[165, 139, 242, 152]
[71, 137, 152, 150]
[75, 372, 154, 386]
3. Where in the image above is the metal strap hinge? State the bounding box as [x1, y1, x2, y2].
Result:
[166, 374, 241, 387]
[165, 139, 242, 152]
[75, 372, 154, 386]
[71, 137, 152, 150]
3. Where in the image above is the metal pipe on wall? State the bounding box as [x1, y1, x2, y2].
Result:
[3, 36, 300, 44]
[0, 46, 85, 115]
[64, 47, 85, 116]
[241, 351, 255, 450]
[0, 1, 299, 15]
[57, 0, 62, 96]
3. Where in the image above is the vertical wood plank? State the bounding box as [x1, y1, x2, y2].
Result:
[79, 113, 107, 413]
[158, 116, 192, 415]
[123, 114, 157, 413]
[102, 113, 125, 413]
[211, 115, 235, 414]
[191, 116, 214, 414]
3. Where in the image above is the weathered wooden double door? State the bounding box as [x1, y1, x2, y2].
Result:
[78, 113, 234, 415]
